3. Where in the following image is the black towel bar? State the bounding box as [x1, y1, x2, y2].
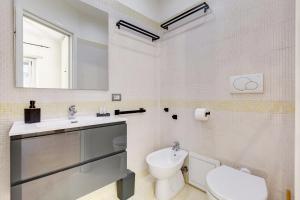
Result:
[161, 2, 210, 30]
[115, 108, 146, 115]
[116, 20, 160, 41]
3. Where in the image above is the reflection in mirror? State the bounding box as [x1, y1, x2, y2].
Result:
[15, 0, 109, 90]
[76, 38, 108, 90]
[23, 16, 71, 88]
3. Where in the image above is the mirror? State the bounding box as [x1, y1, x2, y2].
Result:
[15, 0, 109, 90]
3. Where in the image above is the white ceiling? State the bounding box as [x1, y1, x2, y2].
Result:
[117, 0, 202, 23]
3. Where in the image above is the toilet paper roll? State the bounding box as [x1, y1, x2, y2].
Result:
[194, 108, 210, 121]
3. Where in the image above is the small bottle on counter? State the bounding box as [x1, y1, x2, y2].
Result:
[96, 107, 110, 117]
[24, 100, 41, 123]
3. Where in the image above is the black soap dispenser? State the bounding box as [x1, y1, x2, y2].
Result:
[24, 100, 41, 123]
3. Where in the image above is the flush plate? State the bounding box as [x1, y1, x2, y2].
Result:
[230, 73, 264, 94]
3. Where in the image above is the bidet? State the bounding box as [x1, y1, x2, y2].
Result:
[146, 147, 188, 200]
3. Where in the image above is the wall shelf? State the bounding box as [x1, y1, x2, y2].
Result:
[161, 2, 210, 30]
[116, 20, 160, 42]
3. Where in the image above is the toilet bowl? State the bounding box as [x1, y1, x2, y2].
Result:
[206, 165, 268, 200]
[146, 147, 188, 200]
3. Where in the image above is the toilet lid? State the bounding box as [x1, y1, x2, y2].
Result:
[206, 166, 268, 200]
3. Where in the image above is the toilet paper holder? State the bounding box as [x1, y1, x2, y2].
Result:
[194, 108, 211, 121]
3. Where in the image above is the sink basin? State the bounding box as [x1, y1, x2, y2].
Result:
[9, 115, 127, 136]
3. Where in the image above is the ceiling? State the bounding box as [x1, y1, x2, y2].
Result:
[117, 0, 202, 23]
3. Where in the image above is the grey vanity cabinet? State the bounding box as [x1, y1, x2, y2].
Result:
[81, 124, 127, 161]
[11, 131, 81, 183]
[11, 122, 127, 200]
[11, 152, 127, 200]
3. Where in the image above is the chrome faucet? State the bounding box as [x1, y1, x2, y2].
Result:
[172, 141, 180, 151]
[68, 105, 77, 119]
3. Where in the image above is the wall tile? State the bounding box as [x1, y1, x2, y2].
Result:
[0, 1, 161, 199]
[160, 0, 295, 198]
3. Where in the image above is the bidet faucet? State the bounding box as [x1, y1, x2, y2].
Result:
[68, 105, 77, 119]
[172, 141, 180, 151]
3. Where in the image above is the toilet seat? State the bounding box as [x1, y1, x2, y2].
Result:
[206, 165, 268, 200]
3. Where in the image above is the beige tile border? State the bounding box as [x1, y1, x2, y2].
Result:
[0, 99, 294, 119]
[160, 100, 295, 114]
[0, 100, 159, 119]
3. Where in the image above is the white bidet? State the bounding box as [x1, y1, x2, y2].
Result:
[146, 147, 188, 200]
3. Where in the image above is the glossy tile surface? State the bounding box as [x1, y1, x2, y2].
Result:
[79, 173, 208, 200]
[79, 183, 207, 200]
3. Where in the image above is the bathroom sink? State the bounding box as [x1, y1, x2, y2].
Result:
[9, 116, 127, 136]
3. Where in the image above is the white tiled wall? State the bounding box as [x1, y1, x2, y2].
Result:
[0, 0, 296, 199]
[159, 0, 295, 199]
[0, 1, 161, 199]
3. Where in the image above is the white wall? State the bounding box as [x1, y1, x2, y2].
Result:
[159, 0, 202, 21]
[159, 0, 295, 199]
[117, 0, 161, 22]
[295, 0, 300, 198]
[0, 1, 160, 199]
[117, 0, 203, 22]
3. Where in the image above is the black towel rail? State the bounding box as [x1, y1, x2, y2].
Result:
[161, 2, 210, 30]
[116, 20, 160, 42]
[115, 108, 146, 115]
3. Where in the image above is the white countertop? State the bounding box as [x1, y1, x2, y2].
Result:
[9, 116, 127, 137]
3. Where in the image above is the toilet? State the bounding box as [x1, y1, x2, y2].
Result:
[206, 166, 268, 200]
[146, 147, 188, 200]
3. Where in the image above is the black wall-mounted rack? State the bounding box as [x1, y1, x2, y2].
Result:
[161, 2, 210, 30]
[116, 20, 160, 42]
[115, 108, 146, 115]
